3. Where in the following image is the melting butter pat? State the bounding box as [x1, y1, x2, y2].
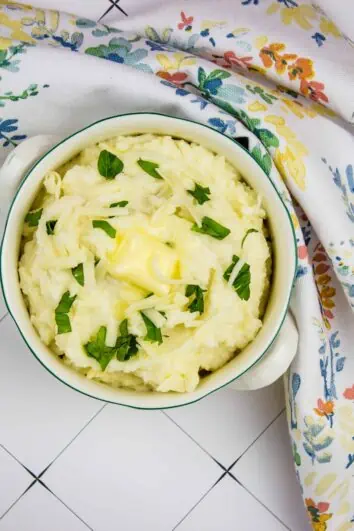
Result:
[107, 230, 178, 296]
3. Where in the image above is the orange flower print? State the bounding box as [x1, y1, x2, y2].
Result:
[314, 398, 334, 417]
[312, 244, 335, 329]
[223, 50, 253, 69]
[288, 57, 314, 81]
[214, 50, 253, 70]
[156, 71, 188, 84]
[298, 244, 308, 260]
[275, 53, 298, 75]
[259, 42, 296, 74]
[343, 385, 354, 400]
[305, 498, 333, 531]
[177, 11, 193, 31]
[300, 80, 329, 103]
[259, 43, 284, 67]
[259, 42, 329, 105]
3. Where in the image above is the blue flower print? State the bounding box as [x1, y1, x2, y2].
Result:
[312, 32, 326, 47]
[85, 38, 153, 72]
[191, 96, 208, 109]
[145, 40, 171, 52]
[0, 118, 26, 148]
[159, 80, 189, 96]
[207, 117, 236, 135]
[52, 32, 83, 51]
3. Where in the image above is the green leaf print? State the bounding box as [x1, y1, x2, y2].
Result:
[251, 145, 272, 176]
[198, 67, 207, 88]
[207, 69, 231, 81]
[0, 84, 48, 108]
[292, 443, 301, 466]
[257, 129, 279, 148]
[302, 415, 334, 464]
[0, 44, 28, 73]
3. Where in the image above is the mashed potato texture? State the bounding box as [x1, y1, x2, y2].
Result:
[19, 134, 270, 393]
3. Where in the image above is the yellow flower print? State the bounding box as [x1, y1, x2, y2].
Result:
[0, 36, 12, 49]
[305, 497, 333, 530]
[280, 98, 317, 119]
[248, 100, 268, 113]
[337, 405, 354, 453]
[266, 114, 308, 190]
[226, 27, 250, 38]
[313, 519, 329, 531]
[267, 3, 317, 30]
[200, 20, 226, 31]
[290, 213, 300, 230]
[275, 146, 307, 190]
[281, 5, 317, 30]
[0, 11, 35, 43]
[319, 17, 341, 38]
[310, 102, 336, 118]
[254, 35, 268, 50]
[0, 2, 32, 11]
[19, 8, 59, 40]
[156, 52, 196, 71]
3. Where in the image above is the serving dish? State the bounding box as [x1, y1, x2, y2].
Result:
[0, 113, 298, 409]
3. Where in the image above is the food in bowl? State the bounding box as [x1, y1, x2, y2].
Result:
[18, 133, 271, 393]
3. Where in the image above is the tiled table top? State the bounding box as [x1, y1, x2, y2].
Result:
[0, 293, 309, 530]
[0, 2, 311, 529]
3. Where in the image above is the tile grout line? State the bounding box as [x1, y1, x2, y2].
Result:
[36, 480, 94, 531]
[228, 472, 291, 531]
[38, 403, 107, 478]
[99, 0, 128, 21]
[0, 443, 36, 479]
[0, 405, 105, 526]
[0, 312, 9, 326]
[172, 471, 228, 531]
[109, 0, 128, 17]
[162, 411, 227, 471]
[227, 407, 286, 472]
[0, 403, 107, 481]
[98, 2, 115, 22]
[0, 479, 37, 521]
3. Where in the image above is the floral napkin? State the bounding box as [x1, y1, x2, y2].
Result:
[0, 1, 353, 528]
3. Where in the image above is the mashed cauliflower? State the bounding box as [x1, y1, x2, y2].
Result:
[19, 134, 271, 393]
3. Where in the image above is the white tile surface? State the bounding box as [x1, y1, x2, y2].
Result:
[0, 482, 89, 531]
[0, 446, 32, 518]
[44, 405, 221, 531]
[178, 475, 286, 531]
[0, 291, 6, 322]
[167, 379, 284, 467]
[232, 412, 311, 531]
[0, 317, 103, 475]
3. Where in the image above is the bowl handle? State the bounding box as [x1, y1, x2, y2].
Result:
[229, 312, 298, 391]
[0, 135, 59, 219]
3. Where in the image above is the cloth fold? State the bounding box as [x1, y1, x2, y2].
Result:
[0, 1, 353, 527]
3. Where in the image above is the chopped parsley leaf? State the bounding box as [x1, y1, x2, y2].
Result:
[137, 159, 163, 179]
[25, 208, 43, 227]
[223, 255, 251, 301]
[140, 312, 163, 344]
[98, 150, 124, 179]
[187, 183, 211, 205]
[72, 263, 84, 287]
[46, 220, 57, 235]
[185, 285, 206, 314]
[192, 216, 230, 240]
[92, 220, 116, 238]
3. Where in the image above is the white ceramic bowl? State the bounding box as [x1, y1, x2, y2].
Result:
[0, 113, 298, 409]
